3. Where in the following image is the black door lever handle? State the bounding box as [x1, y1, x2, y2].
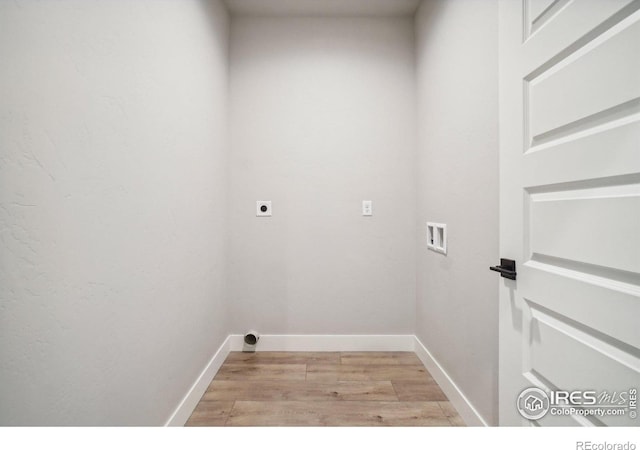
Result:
[490, 258, 517, 280]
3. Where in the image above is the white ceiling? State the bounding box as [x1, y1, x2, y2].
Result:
[224, 0, 422, 17]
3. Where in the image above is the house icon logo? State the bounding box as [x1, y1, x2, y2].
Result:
[517, 387, 550, 420]
[525, 395, 543, 411]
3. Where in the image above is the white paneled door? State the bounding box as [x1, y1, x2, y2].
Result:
[498, 0, 640, 425]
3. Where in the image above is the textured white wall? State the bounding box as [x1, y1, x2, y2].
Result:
[415, 0, 499, 425]
[227, 16, 417, 335]
[0, 0, 230, 425]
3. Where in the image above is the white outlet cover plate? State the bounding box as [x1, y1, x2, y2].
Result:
[362, 200, 373, 216]
[256, 201, 272, 217]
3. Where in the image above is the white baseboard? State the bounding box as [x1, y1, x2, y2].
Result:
[228, 334, 415, 352]
[413, 336, 488, 426]
[165, 335, 232, 427]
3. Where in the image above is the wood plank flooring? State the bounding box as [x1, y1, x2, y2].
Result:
[186, 351, 465, 427]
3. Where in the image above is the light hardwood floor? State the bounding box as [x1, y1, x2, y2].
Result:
[186, 351, 465, 427]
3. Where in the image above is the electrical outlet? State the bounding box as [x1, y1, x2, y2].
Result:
[362, 200, 373, 216]
[256, 201, 272, 217]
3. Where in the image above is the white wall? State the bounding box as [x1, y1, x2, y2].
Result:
[0, 0, 230, 425]
[415, 0, 499, 425]
[227, 16, 417, 335]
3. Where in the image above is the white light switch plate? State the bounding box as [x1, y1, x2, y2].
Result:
[362, 200, 373, 216]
